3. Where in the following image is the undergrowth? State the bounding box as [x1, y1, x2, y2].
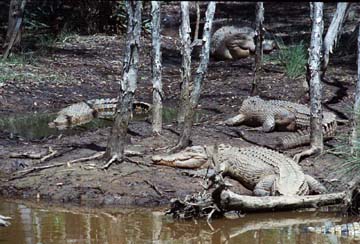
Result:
[327, 109, 360, 185]
[265, 38, 307, 79]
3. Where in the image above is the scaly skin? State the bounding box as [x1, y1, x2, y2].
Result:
[211, 26, 256, 60]
[152, 144, 327, 196]
[225, 96, 337, 149]
[48, 98, 151, 129]
[306, 222, 360, 238]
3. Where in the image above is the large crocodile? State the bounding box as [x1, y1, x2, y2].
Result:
[211, 26, 256, 60]
[152, 144, 326, 196]
[224, 96, 337, 149]
[48, 98, 151, 130]
[306, 221, 360, 239]
[210, 26, 277, 60]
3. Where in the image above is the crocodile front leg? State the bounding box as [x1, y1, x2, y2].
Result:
[224, 114, 246, 126]
[253, 175, 276, 196]
[262, 115, 276, 132]
[305, 175, 327, 194]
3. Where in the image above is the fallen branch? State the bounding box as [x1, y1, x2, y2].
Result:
[220, 190, 348, 212]
[9, 162, 65, 181]
[67, 151, 105, 166]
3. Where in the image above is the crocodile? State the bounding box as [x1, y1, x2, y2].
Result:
[224, 96, 337, 149]
[306, 221, 360, 238]
[48, 98, 151, 130]
[211, 26, 256, 60]
[210, 26, 277, 60]
[152, 144, 326, 196]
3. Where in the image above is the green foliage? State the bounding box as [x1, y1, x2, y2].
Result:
[265, 38, 308, 79]
[111, 1, 152, 34]
[326, 108, 360, 184]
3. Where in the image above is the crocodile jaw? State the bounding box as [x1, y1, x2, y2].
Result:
[152, 146, 208, 169]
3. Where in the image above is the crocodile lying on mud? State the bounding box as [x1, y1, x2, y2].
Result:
[152, 144, 326, 196]
[306, 221, 360, 238]
[48, 98, 151, 129]
[225, 96, 337, 149]
[211, 26, 277, 60]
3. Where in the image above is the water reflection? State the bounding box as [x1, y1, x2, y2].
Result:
[0, 199, 358, 244]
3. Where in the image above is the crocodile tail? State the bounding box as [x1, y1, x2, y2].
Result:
[86, 98, 118, 118]
[278, 129, 310, 149]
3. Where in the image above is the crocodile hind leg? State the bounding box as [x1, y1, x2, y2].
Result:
[253, 175, 276, 196]
[305, 175, 327, 194]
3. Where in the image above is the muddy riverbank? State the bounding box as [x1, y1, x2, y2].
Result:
[0, 2, 359, 207]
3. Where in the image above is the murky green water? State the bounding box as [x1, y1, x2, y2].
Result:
[0, 199, 358, 244]
[0, 107, 208, 140]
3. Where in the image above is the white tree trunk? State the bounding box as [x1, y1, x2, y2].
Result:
[252, 2, 264, 95]
[151, 1, 163, 134]
[293, 2, 324, 163]
[171, 2, 216, 152]
[105, 1, 142, 160]
[351, 23, 360, 155]
[177, 1, 192, 124]
[309, 2, 324, 150]
[194, 1, 200, 41]
[322, 2, 349, 73]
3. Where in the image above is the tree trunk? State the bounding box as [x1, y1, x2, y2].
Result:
[171, 2, 216, 152]
[151, 1, 163, 135]
[351, 22, 360, 156]
[177, 2, 192, 124]
[251, 2, 264, 96]
[322, 2, 350, 75]
[194, 1, 200, 41]
[105, 1, 142, 161]
[3, 0, 26, 59]
[293, 2, 324, 163]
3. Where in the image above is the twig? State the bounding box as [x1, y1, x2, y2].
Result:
[144, 180, 163, 196]
[101, 155, 118, 170]
[40, 147, 58, 162]
[67, 151, 105, 166]
[9, 162, 65, 181]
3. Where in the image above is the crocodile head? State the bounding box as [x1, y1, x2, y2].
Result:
[152, 146, 208, 169]
[226, 33, 256, 58]
[48, 102, 95, 130]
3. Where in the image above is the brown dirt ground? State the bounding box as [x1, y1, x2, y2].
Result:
[0, 2, 359, 207]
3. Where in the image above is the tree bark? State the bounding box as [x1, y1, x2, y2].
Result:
[293, 2, 324, 162]
[151, 1, 163, 135]
[177, 2, 192, 124]
[220, 190, 347, 212]
[322, 2, 350, 75]
[251, 2, 264, 96]
[194, 1, 200, 41]
[351, 22, 360, 156]
[3, 0, 26, 59]
[171, 2, 216, 152]
[105, 1, 142, 161]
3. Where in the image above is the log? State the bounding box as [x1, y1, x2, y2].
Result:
[220, 190, 348, 212]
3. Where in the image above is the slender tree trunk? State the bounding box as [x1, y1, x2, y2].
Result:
[105, 1, 142, 161]
[322, 2, 350, 75]
[3, 0, 26, 59]
[151, 1, 163, 135]
[194, 1, 200, 41]
[170, 2, 216, 152]
[350, 23, 360, 156]
[177, 2, 192, 124]
[293, 2, 324, 163]
[251, 2, 264, 96]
